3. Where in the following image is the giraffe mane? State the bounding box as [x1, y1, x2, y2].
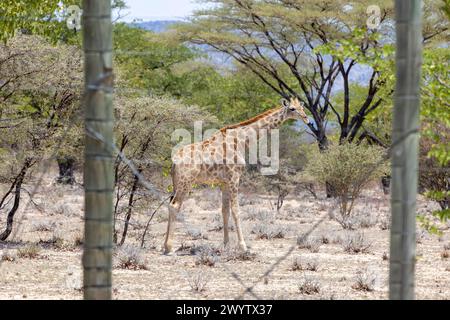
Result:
[219, 107, 282, 133]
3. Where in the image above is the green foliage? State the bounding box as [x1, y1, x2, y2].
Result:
[0, 34, 82, 171]
[0, 0, 127, 44]
[304, 142, 388, 228]
[113, 23, 197, 96]
[419, 45, 450, 225]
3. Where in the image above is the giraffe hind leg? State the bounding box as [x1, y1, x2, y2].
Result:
[221, 186, 231, 247]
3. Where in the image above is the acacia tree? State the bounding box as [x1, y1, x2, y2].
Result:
[176, 0, 448, 149]
[113, 94, 216, 245]
[0, 34, 82, 240]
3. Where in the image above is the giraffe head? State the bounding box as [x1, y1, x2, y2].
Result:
[282, 97, 310, 125]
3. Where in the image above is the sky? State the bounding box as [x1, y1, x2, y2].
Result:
[120, 0, 202, 21]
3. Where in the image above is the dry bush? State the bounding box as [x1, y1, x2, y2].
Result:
[342, 232, 372, 254]
[49, 234, 66, 250]
[292, 257, 318, 271]
[209, 214, 235, 232]
[53, 202, 76, 217]
[222, 247, 257, 262]
[379, 216, 391, 230]
[298, 276, 321, 295]
[187, 271, 209, 293]
[244, 208, 274, 222]
[355, 212, 378, 229]
[352, 269, 376, 292]
[116, 244, 147, 270]
[1, 251, 16, 262]
[186, 227, 208, 240]
[441, 250, 449, 259]
[17, 244, 41, 259]
[194, 245, 218, 267]
[31, 221, 55, 232]
[304, 143, 388, 229]
[73, 233, 84, 247]
[319, 234, 330, 244]
[252, 224, 289, 240]
[297, 235, 321, 253]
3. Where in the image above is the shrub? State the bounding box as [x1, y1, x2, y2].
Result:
[297, 235, 321, 253]
[252, 224, 288, 240]
[1, 251, 16, 262]
[304, 143, 388, 228]
[116, 244, 147, 270]
[32, 221, 55, 232]
[195, 245, 218, 267]
[352, 269, 376, 292]
[222, 247, 257, 262]
[419, 123, 449, 212]
[186, 227, 208, 240]
[187, 271, 209, 293]
[342, 232, 372, 254]
[298, 276, 321, 295]
[292, 257, 318, 271]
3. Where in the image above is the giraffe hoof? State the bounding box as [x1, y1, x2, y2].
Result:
[238, 242, 248, 252]
[162, 247, 175, 256]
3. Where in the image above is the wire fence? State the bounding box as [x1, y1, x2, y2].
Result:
[83, 116, 418, 299]
[0, 63, 423, 298]
[0, 12, 440, 300]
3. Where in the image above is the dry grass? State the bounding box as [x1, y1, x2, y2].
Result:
[222, 247, 257, 262]
[252, 224, 289, 240]
[297, 235, 321, 253]
[1, 251, 16, 262]
[352, 269, 376, 292]
[291, 257, 318, 271]
[342, 232, 372, 254]
[186, 227, 208, 240]
[115, 244, 147, 270]
[31, 221, 55, 232]
[0, 169, 448, 300]
[298, 276, 321, 295]
[17, 244, 41, 259]
[194, 245, 218, 267]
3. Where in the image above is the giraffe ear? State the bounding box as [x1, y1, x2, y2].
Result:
[281, 98, 290, 108]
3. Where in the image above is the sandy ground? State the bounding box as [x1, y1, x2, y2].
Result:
[0, 167, 449, 300]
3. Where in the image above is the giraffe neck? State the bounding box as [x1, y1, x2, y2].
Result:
[249, 108, 288, 131]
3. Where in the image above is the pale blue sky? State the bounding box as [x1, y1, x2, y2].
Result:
[121, 0, 202, 21]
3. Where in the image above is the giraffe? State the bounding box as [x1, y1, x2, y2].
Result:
[163, 97, 311, 254]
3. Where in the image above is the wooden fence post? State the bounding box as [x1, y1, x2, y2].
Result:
[389, 0, 423, 300]
[82, 0, 114, 300]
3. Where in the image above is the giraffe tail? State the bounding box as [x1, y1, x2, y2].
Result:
[169, 163, 177, 204]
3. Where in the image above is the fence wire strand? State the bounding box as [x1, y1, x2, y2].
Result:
[83, 116, 420, 299]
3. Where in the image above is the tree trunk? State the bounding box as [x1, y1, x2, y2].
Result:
[0, 158, 32, 241]
[56, 156, 76, 185]
[119, 173, 139, 246]
[316, 133, 337, 198]
[389, 0, 423, 300]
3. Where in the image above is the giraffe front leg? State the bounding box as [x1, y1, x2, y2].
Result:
[229, 189, 247, 252]
[221, 187, 231, 247]
[163, 192, 184, 255]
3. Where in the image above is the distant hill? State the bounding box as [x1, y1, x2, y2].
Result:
[132, 20, 178, 33]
